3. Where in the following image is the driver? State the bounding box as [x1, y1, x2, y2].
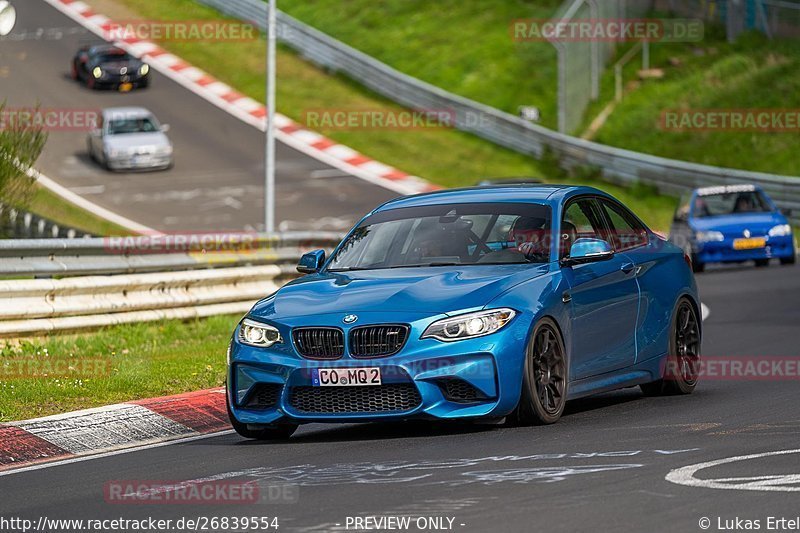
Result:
[509, 217, 549, 259]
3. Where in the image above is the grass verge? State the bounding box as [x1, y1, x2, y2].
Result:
[590, 30, 800, 176]
[0, 315, 236, 422]
[24, 185, 132, 236]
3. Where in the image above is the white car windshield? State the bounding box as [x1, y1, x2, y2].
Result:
[107, 117, 159, 136]
[327, 202, 552, 272]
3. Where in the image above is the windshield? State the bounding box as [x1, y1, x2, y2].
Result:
[327, 203, 552, 271]
[107, 117, 159, 136]
[97, 53, 133, 63]
[693, 191, 772, 218]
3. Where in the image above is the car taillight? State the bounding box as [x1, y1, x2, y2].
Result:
[684, 252, 693, 269]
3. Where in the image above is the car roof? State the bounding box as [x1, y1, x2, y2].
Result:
[102, 107, 154, 120]
[375, 184, 609, 212]
[89, 44, 128, 55]
[694, 184, 760, 197]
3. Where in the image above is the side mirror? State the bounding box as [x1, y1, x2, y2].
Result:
[297, 249, 325, 274]
[563, 238, 615, 266]
[781, 208, 793, 217]
[161, 124, 171, 133]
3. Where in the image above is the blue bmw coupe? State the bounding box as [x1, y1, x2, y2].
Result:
[227, 185, 701, 439]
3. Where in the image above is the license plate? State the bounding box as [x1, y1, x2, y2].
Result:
[119, 82, 133, 92]
[312, 367, 381, 387]
[733, 237, 766, 250]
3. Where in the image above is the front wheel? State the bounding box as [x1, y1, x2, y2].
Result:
[227, 401, 297, 440]
[516, 318, 567, 425]
[641, 298, 701, 396]
[755, 259, 770, 268]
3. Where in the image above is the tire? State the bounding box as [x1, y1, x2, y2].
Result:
[780, 254, 796, 266]
[641, 298, 701, 396]
[516, 318, 567, 425]
[227, 400, 297, 441]
[755, 259, 769, 268]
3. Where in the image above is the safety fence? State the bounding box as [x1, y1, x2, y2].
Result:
[193, 0, 800, 224]
[0, 232, 342, 337]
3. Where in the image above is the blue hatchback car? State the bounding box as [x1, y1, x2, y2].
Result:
[670, 184, 796, 272]
[227, 185, 701, 439]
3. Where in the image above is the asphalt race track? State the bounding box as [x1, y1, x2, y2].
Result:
[1, 263, 798, 532]
[1, 0, 397, 233]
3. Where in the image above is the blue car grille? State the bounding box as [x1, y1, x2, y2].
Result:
[288, 384, 422, 414]
[349, 325, 409, 358]
[293, 328, 345, 359]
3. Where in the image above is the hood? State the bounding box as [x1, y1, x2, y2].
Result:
[97, 60, 142, 72]
[691, 211, 785, 237]
[104, 132, 171, 152]
[250, 264, 551, 320]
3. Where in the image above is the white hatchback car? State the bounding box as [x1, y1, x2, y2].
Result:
[88, 107, 173, 171]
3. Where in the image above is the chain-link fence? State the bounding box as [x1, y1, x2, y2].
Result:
[549, 0, 652, 134]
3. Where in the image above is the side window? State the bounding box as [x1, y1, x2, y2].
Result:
[561, 199, 606, 258]
[601, 201, 648, 251]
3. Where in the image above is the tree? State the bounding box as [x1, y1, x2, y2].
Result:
[0, 103, 48, 207]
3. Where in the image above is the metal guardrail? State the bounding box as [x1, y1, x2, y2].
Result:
[0, 232, 343, 336]
[194, 0, 800, 225]
[0, 203, 90, 240]
[0, 232, 343, 277]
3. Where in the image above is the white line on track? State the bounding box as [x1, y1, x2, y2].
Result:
[0, 430, 234, 478]
[25, 166, 159, 235]
[666, 449, 800, 492]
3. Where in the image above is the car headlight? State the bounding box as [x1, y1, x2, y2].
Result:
[695, 230, 724, 243]
[158, 144, 173, 155]
[768, 224, 792, 238]
[106, 148, 120, 158]
[238, 318, 282, 348]
[139, 64, 150, 76]
[92, 67, 103, 79]
[422, 308, 516, 342]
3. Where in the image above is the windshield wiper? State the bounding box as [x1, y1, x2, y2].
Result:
[327, 267, 375, 272]
[388, 262, 460, 269]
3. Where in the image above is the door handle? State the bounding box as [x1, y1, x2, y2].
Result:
[620, 262, 635, 274]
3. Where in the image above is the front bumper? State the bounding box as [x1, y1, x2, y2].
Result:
[107, 153, 172, 171]
[227, 311, 531, 426]
[94, 73, 150, 89]
[694, 235, 795, 264]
